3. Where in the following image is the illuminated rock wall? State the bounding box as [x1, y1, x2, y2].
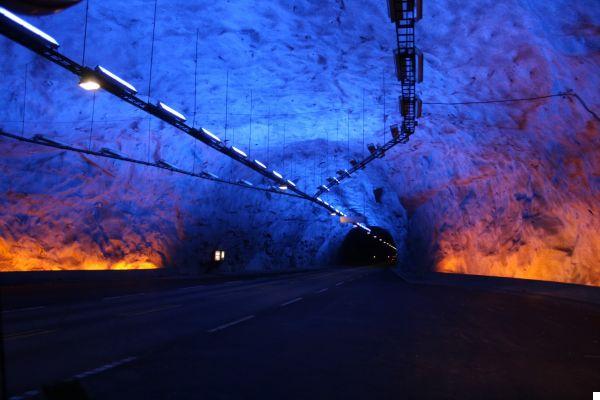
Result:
[0, 0, 597, 284]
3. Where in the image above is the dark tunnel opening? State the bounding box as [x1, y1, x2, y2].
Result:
[338, 226, 397, 266]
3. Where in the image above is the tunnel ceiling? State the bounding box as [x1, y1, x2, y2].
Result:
[0, 0, 598, 285]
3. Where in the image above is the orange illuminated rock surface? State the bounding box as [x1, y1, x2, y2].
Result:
[0, 0, 598, 282]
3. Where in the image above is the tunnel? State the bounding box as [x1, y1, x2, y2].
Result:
[338, 226, 397, 266]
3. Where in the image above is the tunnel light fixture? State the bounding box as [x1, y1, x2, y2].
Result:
[231, 146, 248, 158]
[286, 180, 296, 188]
[95, 66, 137, 94]
[99, 147, 126, 158]
[157, 101, 186, 122]
[278, 184, 288, 190]
[318, 185, 330, 192]
[272, 170, 283, 180]
[78, 75, 101, 91]
[254, 159, 267, 169]
[157, 159, 177, 170]
[0, 6, 60, 49]
[201, 128, 221, 143]
[202, 171, 219, 179]
[32, 134, 65, 147]
[238, 179, 253, 186]
[316, 197, 323, 203]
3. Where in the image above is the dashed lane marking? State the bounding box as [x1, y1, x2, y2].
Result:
[119, 304, 181, 317]
[5, 329, 56, 341]
[280, 297, 303, 307]
[9, 357, 137, 400]
[335, 281, 345, 286]
[2, 306, 45, 314]
[102, 292, 146, 301]
[316, 288, 329, 294]
[207, 315, 255, 333]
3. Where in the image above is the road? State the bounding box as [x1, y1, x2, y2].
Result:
[2, 268, 599, 399]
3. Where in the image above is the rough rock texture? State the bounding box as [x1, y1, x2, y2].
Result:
[0, 0, 598, 284]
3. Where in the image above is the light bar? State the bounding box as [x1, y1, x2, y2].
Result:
[238, 179, 253, 186]
[286, 180, 296, 187]
[231, 146, 248, 158]
[318, 185, 330, 192]
[272, 171, 283, 180]
[95, 66, 137, 94]
[316, 197, 323, 203]
[202, 171, 219, 179]
[158, 101, 186, 122]
[254, 159, 267, 169]
[278, 184, 288, 191]
[201, 128, 221, 142]
[0, 7, 59, 49]
[32, 134, 64, 147]
[157, 159, 177, 169]
[99, 147, 126, 158]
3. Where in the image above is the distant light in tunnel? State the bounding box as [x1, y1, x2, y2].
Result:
[272, 170, 283, 179]
[214, 250, 225, 262]
[0, 6, 59, 48]
[278, 184, 288, 190]
[286, 180, 296, 187]
[232, 146, 248, 158]
[78, 76, 101, 91]
[95, 65, 137, 94]
[201, 128, 221, 143]
[157, 101, 186, 122]
[254, 159, 267, 169]
[318, 185, 330, 192]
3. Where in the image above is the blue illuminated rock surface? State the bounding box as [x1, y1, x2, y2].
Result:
[0, 0, 598, 284]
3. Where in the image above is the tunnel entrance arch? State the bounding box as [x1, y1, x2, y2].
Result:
[338, 226, 397, 266]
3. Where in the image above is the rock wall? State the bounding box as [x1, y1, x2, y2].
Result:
[0, 0, 598, 284]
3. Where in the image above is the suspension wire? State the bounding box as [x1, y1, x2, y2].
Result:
[192, 29, 199, 128]
[267, 106, 270, 165]
[192, 28, 199, 172]
[362, 89, 365, 157]
[346, 110, 350, 160]
[82, 0, 90, 65]
[21, 63, 28, 137]
[382, 68, 386, 142]
[147, 0, 158, 101]
[424, 92, 599, 122]
[248, 90, 253, 156]
[225, 69, 229, 143]
[88, 91, 96, 150]
[0, 130, 304, 198]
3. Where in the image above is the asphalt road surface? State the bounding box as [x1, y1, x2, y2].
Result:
[2, 268, 599, 399]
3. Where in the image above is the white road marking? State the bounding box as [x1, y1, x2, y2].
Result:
[2, 306, 45, 314]
[335, 281, 345, 286]
[316, 288, 329, 294]
[72, 356, 137, 379]
[178, 285, 205, 291]
[280, 297, 303, 307]
[102, 292, 146, 301]
[8, 357, 135, 400]
[207, 315, 255, 333]
[119, 304, 181, 317]
[5, 329, 56, 341]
